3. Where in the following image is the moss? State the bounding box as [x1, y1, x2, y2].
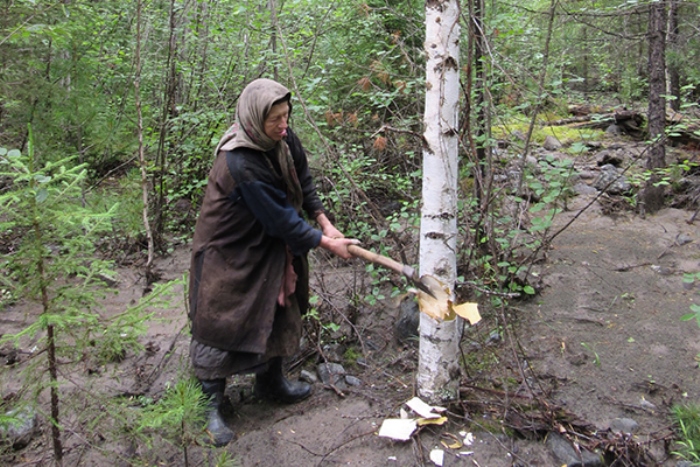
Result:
[492, 115, 605, 148]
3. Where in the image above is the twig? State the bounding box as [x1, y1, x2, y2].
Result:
[314, 428, 378, 466]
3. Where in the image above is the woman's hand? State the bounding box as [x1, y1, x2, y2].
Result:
[319, 236, 359, 260]
[316, 212, 344, 239]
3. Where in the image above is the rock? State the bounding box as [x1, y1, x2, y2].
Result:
[595, 149, 625, 167]
[578, 169, 597, 180]
[593, 164, 631, 195]
[605, 124, 623, 135]
[543, 135, 563, 151]
[321, 343, 344, 363]
[546, 432, 603, 467]
[676, 233, 692, 246]
[650, 264, 674, 276]
[345, 375, 362, 387]
[525, 155, 539, 167]
[639, 398, 657, 411]
[486, 330, 501, 345]
[1, 406, 38, 449]
[394, 296, 419, 343]
[317, 363, 347, 390]
[300, 369, 318, 384]
[573, 183, 598, 196]
[608, 417, 639, 434]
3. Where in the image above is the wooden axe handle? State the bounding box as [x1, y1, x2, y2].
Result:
[347, 244, 437, 298]
[347, 245, 407, 276]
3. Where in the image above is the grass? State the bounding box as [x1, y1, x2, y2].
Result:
[671, 403, 700, 464]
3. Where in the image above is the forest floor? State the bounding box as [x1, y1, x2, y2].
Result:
[2, 137, 700, 466]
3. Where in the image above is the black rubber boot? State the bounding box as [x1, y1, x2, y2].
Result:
[254, 357, 312, 404]
[199, 379, 235, 447]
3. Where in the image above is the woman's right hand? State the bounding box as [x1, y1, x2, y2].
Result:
[319, 236, 359, 260]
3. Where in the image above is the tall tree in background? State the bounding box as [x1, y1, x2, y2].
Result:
[153, 0, 181, 242]
[135, 0, 155, 274]
[417, 0, 462, 402]
[643, 0, 667, 214]
[665, 0, 680, 111]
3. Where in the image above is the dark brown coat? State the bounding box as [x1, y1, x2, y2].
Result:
[188, 129, 324, 355]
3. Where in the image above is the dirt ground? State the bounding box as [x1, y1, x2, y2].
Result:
[2, 151, 700, 466]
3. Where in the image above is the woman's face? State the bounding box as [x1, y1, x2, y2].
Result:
[264, 101, 289, 141]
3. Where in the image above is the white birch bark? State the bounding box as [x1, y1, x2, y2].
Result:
[417, 0, 462, 403]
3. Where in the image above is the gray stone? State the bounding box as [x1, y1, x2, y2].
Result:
[546, 432, 603, 467]
[300, 369, 318, 384]
[595, 149, 625, 167]
[525, 155, 539, 167]
[639, 398, 657, 411]
[605, 124, 623, 135]
[609, 417, 639, 434]
[543, 135, 563, 151]
[573, 183, 598, 196]
[578, 170, 597, 180]
[394, 296, 419, 343]
[676, 233, 693, 246]
[317, 363, 347, 390]
[651, 264, 674, 276]
[321, 343, 344, 363]
[1, 406, 38, 449]
[486, 330, 502, 345]
[593, 164, 631, 195]
[345, 375, 362, 387]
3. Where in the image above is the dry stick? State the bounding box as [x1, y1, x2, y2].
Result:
[312, 428, 378, 466]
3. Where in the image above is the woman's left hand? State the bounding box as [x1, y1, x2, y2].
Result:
[316, 212, 344, 239]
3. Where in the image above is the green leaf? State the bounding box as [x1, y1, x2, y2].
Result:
[35, 188, 48, 203]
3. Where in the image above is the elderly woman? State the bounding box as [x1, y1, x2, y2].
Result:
[188, 78, 355, 446]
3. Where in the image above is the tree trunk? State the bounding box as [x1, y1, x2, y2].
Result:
[472, 0, 489, 207]
[135, 0, 155, 274]
[153, 0, 180, 241]
[643, 0, 667, 214]
[28, 133, 63, 465]
[418, 0, 461, 404]
[666, 0, 680, 111]
[269, 0, 279, 81]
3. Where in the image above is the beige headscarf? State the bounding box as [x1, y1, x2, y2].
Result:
[215, 78, 304, 211]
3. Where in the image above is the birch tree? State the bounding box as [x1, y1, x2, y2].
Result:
[417, 0, 462, 403]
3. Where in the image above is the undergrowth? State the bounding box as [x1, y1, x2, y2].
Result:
[671, 403, 700, 465]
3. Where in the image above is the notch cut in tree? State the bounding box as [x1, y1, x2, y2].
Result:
[417, 0, 462, 404]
